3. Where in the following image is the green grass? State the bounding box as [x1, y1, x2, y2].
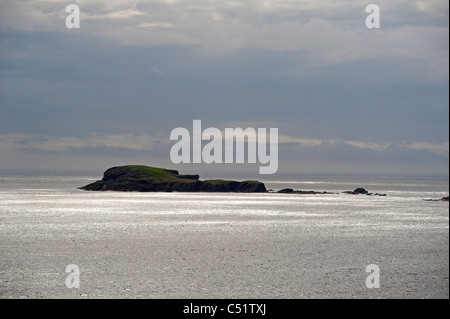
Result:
[123, 166, 257, 184]
[125, 165, 180, 180]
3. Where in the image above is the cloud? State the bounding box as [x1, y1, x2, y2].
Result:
[414, 0, 449, 19]
[2, 132, 446, 158]
[152, 67, 166, 77]
[1, 132, 448, 173]
[0, 1, 447, 173]
[344, 141, 391, 151]
[84, 6, 145, 20]
[139, 22, 174, 28]
[0, 133, 167, 153]
[279, 135, 334, 147]
[399, 142, 449, 156]
[278, 134, 448, 158]
[0, 1, 447, 78]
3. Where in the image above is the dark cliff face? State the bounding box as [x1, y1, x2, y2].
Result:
[80, 165, 267, 193]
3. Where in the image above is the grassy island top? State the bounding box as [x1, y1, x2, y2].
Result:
[122, 165, 190, 180]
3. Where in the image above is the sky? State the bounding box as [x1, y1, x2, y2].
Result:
[0, 0, 448, 175]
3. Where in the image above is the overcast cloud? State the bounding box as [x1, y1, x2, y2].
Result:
[0, 0, 448, 174]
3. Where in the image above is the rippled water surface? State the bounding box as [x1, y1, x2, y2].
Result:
[0, 170, 448, 298]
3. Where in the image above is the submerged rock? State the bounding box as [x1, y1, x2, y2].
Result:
[278, 188, 294, 193]
[343, 188, 386, 196]
[424, 196, 449, 202]
[80, 165, 267, 193]
[343, 188, 368, 195]
[277, 188, 336, 195]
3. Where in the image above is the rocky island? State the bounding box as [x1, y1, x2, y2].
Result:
[424, 196, 449, 202]
[80, 165, 267, 193]
[277, 188, 336, 195]
[342, 188, 387, 196]
[80, 165, 398, 197]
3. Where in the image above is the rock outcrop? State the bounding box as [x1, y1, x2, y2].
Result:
[277, 188, 336, 195]
[80, 165, 267, 193]
[343, 188, 386, 196]
[424, 196, 449, 202]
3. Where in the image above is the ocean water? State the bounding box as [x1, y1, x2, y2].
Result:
[0, 169, 448, 299]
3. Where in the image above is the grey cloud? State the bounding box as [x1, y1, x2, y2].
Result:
[0, 0, 447, 173]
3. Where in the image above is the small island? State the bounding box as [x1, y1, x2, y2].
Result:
[80, 165, 398, 196]
[80, 165, 267, 193]
[424, 196, 449, 202]
[277, 188, 336, 195]
[342, 188, 387, 196]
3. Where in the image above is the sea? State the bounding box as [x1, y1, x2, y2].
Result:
[0, 169, 448, 299]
